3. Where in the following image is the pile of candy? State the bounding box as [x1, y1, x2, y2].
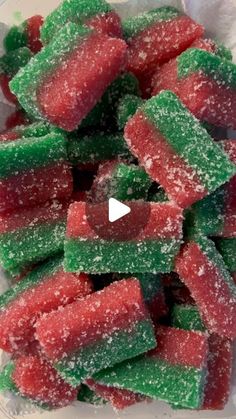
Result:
[0, 0, 236, 412]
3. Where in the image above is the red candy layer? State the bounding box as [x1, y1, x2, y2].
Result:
[0, 74, 17, 104]
[0, 163, 73, 213]
[127, 15, 203, 76]
[175, 241, 236, 338]
[150, 326, 208, 369]
[26, 15, 44, 54]
[0, 269, 92, 353]
[36, 279, 150, 361]
[86, 11, 123, 38]
[125, 111, 207, 208]
[38, 33, 127, 131]
[12, 355, 77, 408]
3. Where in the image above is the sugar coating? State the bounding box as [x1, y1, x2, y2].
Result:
[172, 304, 205, 332]
[78, 384, 106, 405]
[216, 238, 236, 272]
[117, 94, 144, 129]
[0, 47, 33, 77]
[41, 0, 112, 44]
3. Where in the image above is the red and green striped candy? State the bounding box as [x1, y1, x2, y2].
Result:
[10, 23, 127, 131]
[124, 91, 236, 208]
[36, 279, 156, 386]
[0, 254, 92, 353]
[175, 235, 236, 339]
[4, 15, 44, 53]
[92, 326, 208, 409]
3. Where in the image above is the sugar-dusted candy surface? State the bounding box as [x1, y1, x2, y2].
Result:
[90, 160, 151, 202]
[117, 94, 144, 129]
[78, 384, 106, 405]
[10, 23, 127, 131]
[171, 304, 233, 410]
[4, 15, 43, 53]
[0, 199, 69, 272]
[125, 91, 236, 208]
[36, 279, 156, 385]
[216, 237, 236, 273]
[41, 0, 119, 44]
[93, 326, 208, 409]
[0, 132, 72, 212]
[123, 7, 203, 77]
[68, 132, 131, 166]
[86, 378, 146, 410]
[0, 356, 77, 409]
[176, 49, 236, 128]
[0, 255, 92, 353]
[64, 201, 183, 273]
[175, 235, 236, 338]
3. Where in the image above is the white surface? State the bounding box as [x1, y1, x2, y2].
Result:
[0, 0, 236, 418]
[109, 198, 131, 222]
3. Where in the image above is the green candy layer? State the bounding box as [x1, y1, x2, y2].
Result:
[68, 132, 131, 165]
[117, 94, 144, 129]
[0, 255, 63, 310]
[10, 23, 92, 120]
[93, 356, 205, 409]
[0, 132, 67, 179]
[56, 319, 156, 387]
[0, 47, 32, 77]
[14, 122, 63, 138]
[77, 384, 106, 405]
[123, 6, 180, 40]
[143, 91, 236, 193]
[172, 305, 205, 332]
[216, 238, 236, 272]
[41, 0, 112, 44]
[64, 239, 181, 274]
[4, 24, 28, 52]
[81, 73, 140, 129]
[177, 48, 236, 89]
[0, 221, 66, 271]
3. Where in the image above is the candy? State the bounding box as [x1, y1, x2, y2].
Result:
[86, 379, 146, 410]
[0, 255, 92, 353]
[117, 94, 143, 129]
[171, 304, 233, 410]
[90, 161, 151, 202]
[125, 91, 236, 208]
[216, 238, 236, 277]
[0, 132, 72, 212]
[123, 7, 203, 77]
[41, 0, 122, 44]
[81, 73, 140, 129]
[4, 15, 44, 53]
[175, 235, 236, 338]
[68, 132, 131, 166]
[0, 356, 77, 409]
[0, 47, 33, 103]
[10, 24, 127, 131]
[160, 48, 236, 128]
[92, 326, 208, 409]
[64, 201, 183, 273]
[152, 38, 232, 97]
[0, 199, 69, 272]
[36, 279, 156, 386]
[78, 384, 106, 405]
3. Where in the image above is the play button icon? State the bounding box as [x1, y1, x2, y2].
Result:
[108, 198, 131, 223]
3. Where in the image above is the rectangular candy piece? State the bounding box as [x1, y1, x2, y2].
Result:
[81, 73, 140, 129]
[10, 23, 127, 131]
[64, 201, 183, 273]
[0, 356, 77, 409]
[4, 15, 43, 54]
[124, 91, 236, 208]
[0, 199, 69, 272]
[176, 49, 236, 128]
[175, 235, 236, 339]
[92, 326, 208, 409]
[86, 379, 146, 410]
[171, 304, 233, 410]
[152, 38, 232, 97]
[0, 132, 72, 212]
[123, 7, 203, 77]
[36, 279, 156, 386]
[0, 47, 33, 104]
[0, 254, 92, 353]
[90, 161, 151, 202]
[41, 0, 121, 44]
[68, 132, 132, 166]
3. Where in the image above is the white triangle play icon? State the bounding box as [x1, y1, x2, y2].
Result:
[108, 198, 131, 223]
